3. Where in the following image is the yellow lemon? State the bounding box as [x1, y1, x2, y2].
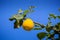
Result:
[22, 18, 34, 31]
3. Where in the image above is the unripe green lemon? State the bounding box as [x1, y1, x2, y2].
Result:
[22, 18, 34, 31]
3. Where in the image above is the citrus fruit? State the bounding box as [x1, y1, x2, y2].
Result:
[22, 18, 34, 31]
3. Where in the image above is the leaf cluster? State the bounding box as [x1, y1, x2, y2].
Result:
[36, 14, 60, 40]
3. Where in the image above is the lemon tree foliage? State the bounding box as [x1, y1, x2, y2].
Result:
[36, 14, 60, 40]
[9, 6, 35, 29]
[9, 6, 60, 40]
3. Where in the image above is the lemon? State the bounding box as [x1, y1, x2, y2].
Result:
[22, 18, 34, 31]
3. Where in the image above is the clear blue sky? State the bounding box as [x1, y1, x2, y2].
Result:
[0, 0, 60, 40]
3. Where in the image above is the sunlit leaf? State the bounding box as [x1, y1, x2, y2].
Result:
[23, 10, 29, 16]
[14, 20, 23, 28]
[18, 9, 23, 13]
[35, 24, 40, 27]
[48, 34, 54, 39]
[33, 28, 42, 30]
[48, 22, 52, 26]
[34, 22, 45, 28]
[37, 32, 47, 39]
[34, 22, 41, 27]
[49, 14, 55, 16]
[9, 18, 14, 21]
[22, 6, 35, 17]
[47, 34, 51, 37]
[49, 14, 56, 19]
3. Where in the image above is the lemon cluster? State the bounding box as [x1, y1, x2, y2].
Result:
[22, 18, 34, 31]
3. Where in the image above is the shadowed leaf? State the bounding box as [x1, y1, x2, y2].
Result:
[37, 32, 47, 39]
[29, 6, 35, 9]
[9, 18, 14, 21]
[48, 17, 51, 20]
[55, 22, 60, 30]
[46, 26, 53, 32]
[57, 16, 60, 19]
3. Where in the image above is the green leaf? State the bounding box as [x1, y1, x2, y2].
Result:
[57, 16, 60, 19]
[35, 24, 41, 27]
[34, 22, 41, 27]
[46, 26, 53, 32]
[34, 22, 45, 28]
[14, 20, 20, 28]
[9, 18, 14, 21]
[49, 14, 55, 17]
[23, 10, 29, 16]
[37, 32, 47, 39]
[49, 14, 56, 19]
[57, 22, 60, 25]
[48, 17, 51, 20]
[48, 22, 52, 26]
[23, 6, 35, 17]
[29, 6, 35, 12]
[55, 22, 60, 30]
[33, 28, 42, 30]
[55, 25, 59, 29]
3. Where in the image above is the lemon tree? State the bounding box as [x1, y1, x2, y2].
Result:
[9, 6, 60, 40]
